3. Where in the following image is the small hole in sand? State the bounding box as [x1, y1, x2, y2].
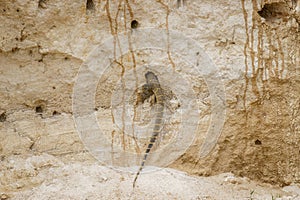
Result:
[0, 112, 7, 122]
[86, 0, 95, 11]
[255, 139, 262, 145]
[35, 106, 43, 113]
[131, 20, 139, 29]
[52, 111, 59, 116]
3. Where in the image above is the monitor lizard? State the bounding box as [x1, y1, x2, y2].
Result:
[133, 71, 165, 188]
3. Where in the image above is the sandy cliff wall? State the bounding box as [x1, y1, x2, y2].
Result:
[0, 0, 299, 192]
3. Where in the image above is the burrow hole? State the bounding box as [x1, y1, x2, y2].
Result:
[255, 139, 262, 145]
[38, 0, 47, 9]
[0, 112, 7, 122]
[131, 20, 139, 29]
[35, 106, 43, 113]
[86, 0, 95, 12]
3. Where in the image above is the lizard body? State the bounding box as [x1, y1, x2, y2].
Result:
[133, 71, 165, 188]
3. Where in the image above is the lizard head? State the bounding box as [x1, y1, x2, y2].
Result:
[145, 71, 160, 85]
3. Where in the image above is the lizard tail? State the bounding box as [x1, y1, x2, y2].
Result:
[132, 135, 157, 188]
[133, 165, 143, 188]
